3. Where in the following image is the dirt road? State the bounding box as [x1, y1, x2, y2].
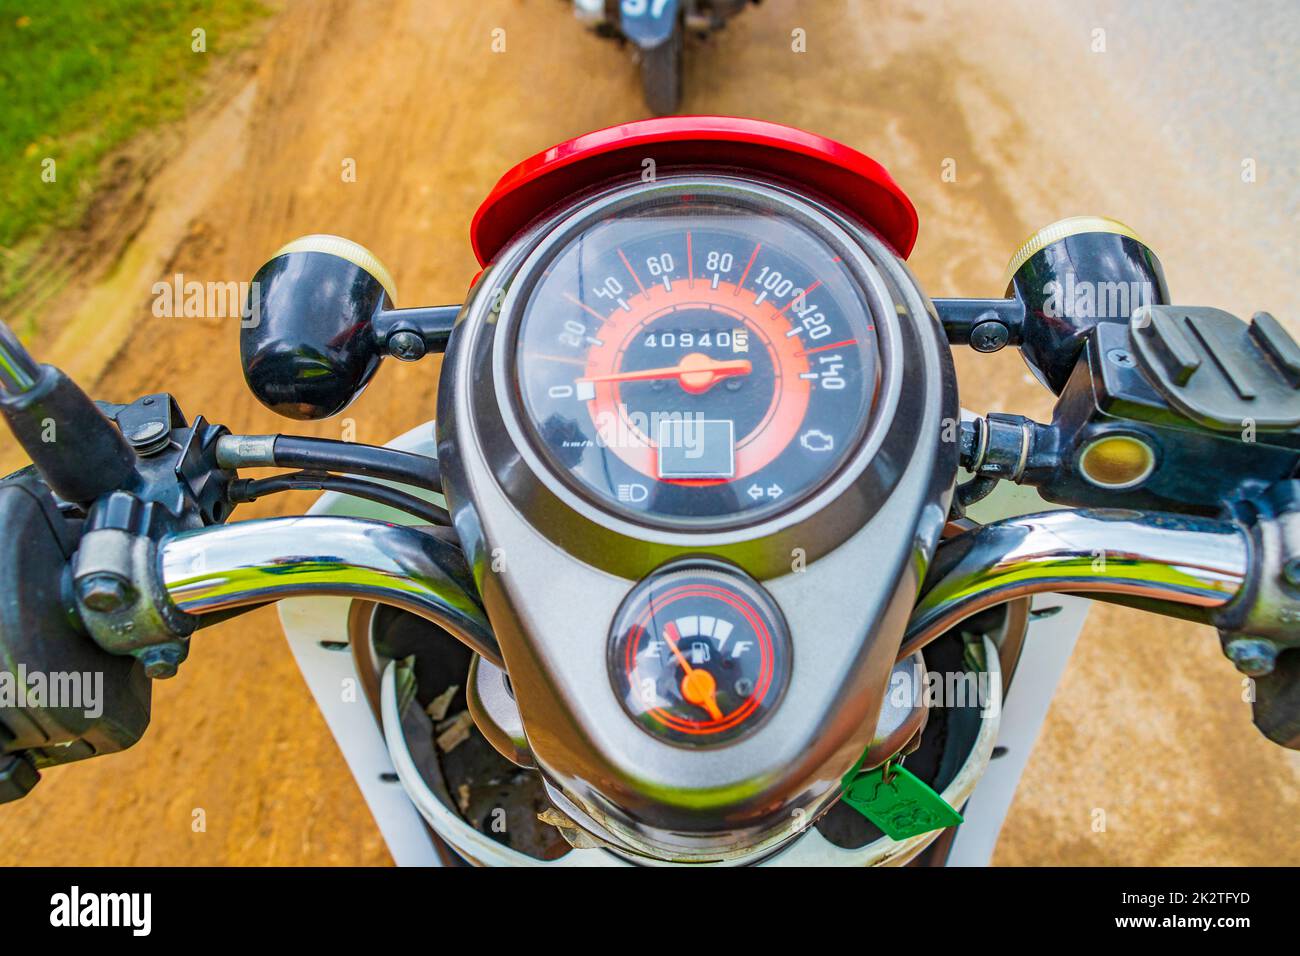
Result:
[2, 0, 1296, 865]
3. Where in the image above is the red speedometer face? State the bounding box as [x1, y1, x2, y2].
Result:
[514, 186, 879, 527]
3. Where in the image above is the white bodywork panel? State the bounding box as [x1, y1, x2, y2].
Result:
[946, 594, 1091, 866]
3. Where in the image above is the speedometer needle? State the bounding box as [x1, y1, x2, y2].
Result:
[662, 621, 724, 721]
[579, 352, 751, 395]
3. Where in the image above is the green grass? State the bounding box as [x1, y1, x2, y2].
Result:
[0, 0, 268, 285]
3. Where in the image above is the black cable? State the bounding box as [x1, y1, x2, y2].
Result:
[229, 471, 450, 526]
[955, 474, 999, 510]
[272, 435, 441, 490]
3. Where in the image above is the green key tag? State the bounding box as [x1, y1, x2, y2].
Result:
[840, 763, 963, 841]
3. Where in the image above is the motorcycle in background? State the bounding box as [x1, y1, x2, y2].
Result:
[574, 0, 757, 114]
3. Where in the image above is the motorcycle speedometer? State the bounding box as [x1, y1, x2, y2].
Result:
[510, 180, 881, 529]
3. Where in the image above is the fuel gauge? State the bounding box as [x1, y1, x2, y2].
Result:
[609, 563, 791, 746]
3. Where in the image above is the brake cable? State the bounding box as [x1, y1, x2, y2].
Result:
[227, 470, 450, 526]
[215, 434, 442, 490]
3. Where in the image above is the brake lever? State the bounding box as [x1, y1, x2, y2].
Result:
[0, 322, 137, 507]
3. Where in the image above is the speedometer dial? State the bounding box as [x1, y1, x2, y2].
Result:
[513, 182, 880, 528]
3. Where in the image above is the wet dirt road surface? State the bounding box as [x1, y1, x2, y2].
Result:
[2, 0, 1297, 865]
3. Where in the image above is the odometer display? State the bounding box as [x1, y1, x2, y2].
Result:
[513, 185, 880, 528]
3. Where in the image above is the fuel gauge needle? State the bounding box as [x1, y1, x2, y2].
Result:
[662, 621, 724, 721]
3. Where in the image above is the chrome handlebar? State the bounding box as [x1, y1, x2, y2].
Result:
[158, 508, 1247, 674]
[159, 515, 502, 667]
[901, 508, 1248, 660]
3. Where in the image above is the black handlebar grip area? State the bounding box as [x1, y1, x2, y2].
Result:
[1005, 216, 1169, 394]
[0, 363, 138, 506]
[241, 235, 398, 420]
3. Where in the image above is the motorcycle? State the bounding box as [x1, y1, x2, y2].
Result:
[1, 116, 1297, 867]
[574, 0, 757, 115]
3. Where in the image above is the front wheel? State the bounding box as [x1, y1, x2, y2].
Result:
[639, 27, 683, 115]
